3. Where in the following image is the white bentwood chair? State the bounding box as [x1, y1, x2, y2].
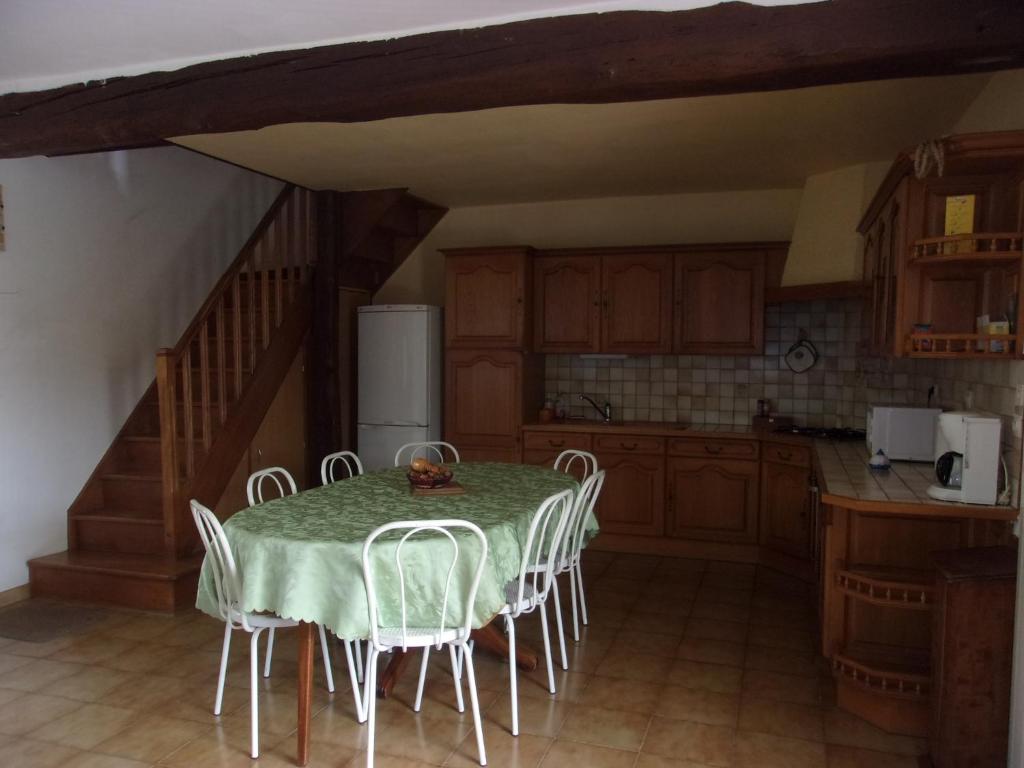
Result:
[497, 489, 574, 736]
[361, 520, 488, 768]
[552, 470, 605, 644]
[192, 500, 356, 759]
[321, 450, 364, 485]
[553, 449, 598, 481]
[245, 467, 362, 704]
[393, 441, 461, 467]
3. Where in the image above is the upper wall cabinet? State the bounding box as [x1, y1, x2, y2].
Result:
[601, 253, 675, 354]
[533, 255, 602, 353]
[443, 247, 532, 349]
[675, 251, 767, 354]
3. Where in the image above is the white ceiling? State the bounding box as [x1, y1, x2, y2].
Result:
[173, 73, 992, 207]
[0, 0, 810, 94]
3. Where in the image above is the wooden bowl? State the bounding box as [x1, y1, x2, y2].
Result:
[407, 468, 454, 489]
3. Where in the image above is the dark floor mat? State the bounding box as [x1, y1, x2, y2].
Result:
[0, 599, 115, 643]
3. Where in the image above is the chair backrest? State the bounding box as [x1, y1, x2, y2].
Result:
[394, 441, 461, 467]
[190, 500, 248, 630]
[509, 489, 574, 613]
[553, 449, 598, 481]
[246, 467, 298, 506]
[554, 470, 605, 569]
[321, 451, 364, 485]
[361, 519, 488, 651]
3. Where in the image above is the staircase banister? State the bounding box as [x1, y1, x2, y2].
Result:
[164, 183, 299, 360]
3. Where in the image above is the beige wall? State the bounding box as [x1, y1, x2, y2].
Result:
[375, 189, 803, 305]
[954, 70, 1024, 134]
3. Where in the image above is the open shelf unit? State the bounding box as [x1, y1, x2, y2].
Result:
[836, 567, 935, 610]
[832, 646, 931, 699]
[910, 232, 1023, 265]
[905, 332, 1017, 358]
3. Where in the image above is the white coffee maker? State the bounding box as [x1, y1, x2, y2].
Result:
[926, 411, 1002, 505]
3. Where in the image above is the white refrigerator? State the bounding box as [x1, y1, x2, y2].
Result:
[357, 305, 442, 471]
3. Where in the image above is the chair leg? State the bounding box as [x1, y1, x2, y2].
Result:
[576, 562, 589, 626]
[461, 643, 487, 766]
[569, 563, 580, 642]
[318, 625, 336, 694]
[343, 640, 366, 723]
[448, 643, 465, 713]
[354, 639, 365, 683]
[538, 600, 557, 694]
[214, 622, 232, 716]
[506, 615, 519, 736]
[250, 628, 265, 759]
[414, 646, 430, 712]
[365, 647, 380, 768]
[551, 577, 568, 670]
[263, 627, 275, 678]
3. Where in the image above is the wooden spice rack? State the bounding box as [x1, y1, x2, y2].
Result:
[910, 232, 1023, 265]
[836, 568, 935, 610]
[832, 649, 931, 700]
[905, 333, 1017, 358]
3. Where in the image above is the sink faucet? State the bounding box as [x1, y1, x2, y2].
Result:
[579, 394, 612, 423]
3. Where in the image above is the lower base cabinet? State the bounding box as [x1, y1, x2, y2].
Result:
[592, 451, 665, 536]
[760, 459, 812, 558]
[666, 457, 759, 543]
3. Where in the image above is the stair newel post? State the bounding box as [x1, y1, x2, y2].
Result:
[155, 349, 180, 556]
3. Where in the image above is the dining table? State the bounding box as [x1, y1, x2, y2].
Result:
[195, 461, 592, 766]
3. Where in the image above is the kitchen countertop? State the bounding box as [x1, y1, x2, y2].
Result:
[522, 421, 1017, 521]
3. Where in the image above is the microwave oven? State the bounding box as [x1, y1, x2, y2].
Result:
[866, 406, 941, 462]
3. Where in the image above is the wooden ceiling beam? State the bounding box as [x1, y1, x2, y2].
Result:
[2, 0, 1024, 159]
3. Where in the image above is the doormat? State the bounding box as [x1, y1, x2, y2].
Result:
[0, 599, 114, 643]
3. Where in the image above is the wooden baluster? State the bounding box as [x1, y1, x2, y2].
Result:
[283, 194, 294, 305]
[248, 250, 257, 372]
[182, 348, 195, 477]
[261, 238, 271, 350]
[199, 322, 212, 450]
[233, 274, 243, 398]
[156, 350, 180, 555]
[216, 300, 227, 425]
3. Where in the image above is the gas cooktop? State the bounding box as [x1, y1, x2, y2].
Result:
[772, 426, 867, 441]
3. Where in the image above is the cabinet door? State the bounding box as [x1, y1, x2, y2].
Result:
[760, 460, 811, 558]
[864, 182, 906, 357]
[592, 451, 665, 536]
[534, 256, 601, 353]
[444, 350, 523, 453]
[675, 252, 765, 354]
[445, 250, 529, 349]
[601, 254, 673, 353]
[666, 457, 758, 543]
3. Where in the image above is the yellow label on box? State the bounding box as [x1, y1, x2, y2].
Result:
[945, 195, 976, 236]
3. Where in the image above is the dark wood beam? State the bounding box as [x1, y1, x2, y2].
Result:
[3, 0, 1023, 159]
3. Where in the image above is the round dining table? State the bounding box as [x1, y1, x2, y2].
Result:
[195, 462, 592, 766]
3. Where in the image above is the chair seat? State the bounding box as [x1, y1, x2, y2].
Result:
[377, 626, 466, 649]
[525, 556, 571, 575]
[228, 606, 299, 630]
[499, 580, 541, 615]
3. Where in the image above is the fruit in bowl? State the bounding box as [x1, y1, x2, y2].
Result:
[407, 460, 454, 488]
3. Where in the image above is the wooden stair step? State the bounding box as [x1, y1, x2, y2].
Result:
[28, 551, 203, 612]
[73, 509, 165, 555]
[100, 474, 162, 511]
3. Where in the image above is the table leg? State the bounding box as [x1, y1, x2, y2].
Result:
[296, 622, 314, 767]
[471, 621, 538, 672]
[376, 648, 411, 699]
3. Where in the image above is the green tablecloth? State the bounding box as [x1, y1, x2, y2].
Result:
[195, 463, 592, 639]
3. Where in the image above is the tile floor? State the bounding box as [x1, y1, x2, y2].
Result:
[0, 551, 929, 767]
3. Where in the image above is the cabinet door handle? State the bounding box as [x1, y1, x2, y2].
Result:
[549, 440, 565, 448]
[620, 442, 638, 450]
[704, 444, 722, 454]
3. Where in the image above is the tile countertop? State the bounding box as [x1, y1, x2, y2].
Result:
[522, 422, 1017, 521]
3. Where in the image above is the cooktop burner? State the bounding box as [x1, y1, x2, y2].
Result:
[772, 426, 867, 441]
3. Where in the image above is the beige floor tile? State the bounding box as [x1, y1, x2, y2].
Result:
[0, 651, 36, 674]
[594, 577, 651, 596]
[100, 641, 188, 673]
[518, 667, 590, 703]
[707, 562, 756, 577]
[609, 629, 681, 658]
[697, 584, 754, 604]
[444, 721, 550, 767]
[50, 635, 137, 665]
[659, 684, 740, 727]
[822, 709, 928, 756]
[27, 702, 136, 749]
[372, 709, 472, 765]
[742, 669, 820, 705]
[749, 604, 816, 630]
[667, 659, 744, 694]
[149, 682, 250, 724]
[0, 692, 82, 736]
[635, 755, 717, 768]
[628, 610, 689, 635]
[0, 736, 82, 767]
[676, 638, 746, 668]
[746, 623, 816, 653]
[259, 737, 358, 768]
[0, 658, 84, 692]
[557, 703, 650, 751]
[744, 644, 820, 678]
[1, 636, 78, 659]
[61, 752, 151, 768]
[632, 592, 696, 616]
[594, 650, 670, 683]
[98, 673, 195, 711]
[486, 691, 570, 738]
[38, 666, 134, 702]
[539, 738, 636, 768]
[92, 713, 210, 762]
[825, 744, 921, 768]
[738, 697, 823, 741]
[347, 752, 444, 768]
[578, 674, 663, 714]
[307, 701, 371, 751]
[161, 730, 285, 767]
[690, 600, 751, 623]
[733, 731, 826, 768]
[685, 618, 748, 644]
[642, 716, 736, 767]
[0, 687, 23, 707]
[103, 614, 181, 642]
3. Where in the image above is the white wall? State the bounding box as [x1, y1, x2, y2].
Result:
[0, 147, 281, 590]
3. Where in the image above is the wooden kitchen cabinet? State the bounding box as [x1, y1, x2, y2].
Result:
[861, 181, 906, 357]
[444, 349, 542, 462]
[760, 449, 812, 559]
[592, 439, 665, 536]
[533, 256, 601, 353]
[522, 430, 593, 478]
[666, 456, 759, 544]
[675, 251, 766, 354]
[601, 253, 674, 354]
[443, 247, 532, 349]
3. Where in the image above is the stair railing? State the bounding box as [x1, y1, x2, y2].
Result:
[156, 185, 316, 553]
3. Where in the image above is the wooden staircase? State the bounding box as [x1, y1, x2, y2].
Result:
[28, 185, 446, 612]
